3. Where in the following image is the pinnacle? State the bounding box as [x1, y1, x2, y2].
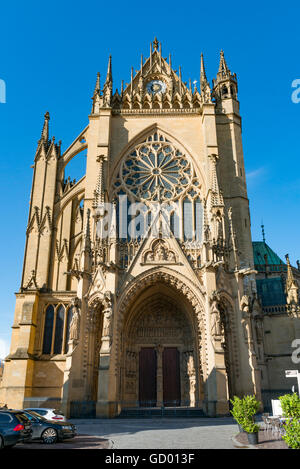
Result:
[218, 49, 230, 75]
[105, 55, 112, 84]
[94, 72, 100, 94]
[41, 111, 50, 142]
[200, 53, 208, 89]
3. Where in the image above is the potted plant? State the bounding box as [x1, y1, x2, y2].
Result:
[241, 420, 260, 444]
[231, 395, 261, 443]
[241, 395, 261, 444]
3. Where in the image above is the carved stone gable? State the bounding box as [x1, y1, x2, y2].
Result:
[143, 239, 177, 264]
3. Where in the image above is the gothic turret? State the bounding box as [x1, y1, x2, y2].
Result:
[212, 50, 238, 103]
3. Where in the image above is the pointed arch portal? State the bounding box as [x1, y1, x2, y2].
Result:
[119, 280, 203, 408]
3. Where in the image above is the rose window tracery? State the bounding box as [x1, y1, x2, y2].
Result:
[113, 132, 195, 202]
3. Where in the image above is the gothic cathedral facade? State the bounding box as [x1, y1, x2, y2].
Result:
[2, 39, 297, 418]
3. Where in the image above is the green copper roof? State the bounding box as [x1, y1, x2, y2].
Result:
[252, 241, 285, 266]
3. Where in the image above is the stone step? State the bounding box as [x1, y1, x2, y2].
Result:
[117, 407, 205, 419]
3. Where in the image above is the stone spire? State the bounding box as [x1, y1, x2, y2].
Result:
[91, 72, 101, 114]
[93, 72, 100, 97]
[218, 50, 230, 78]
[285, 254, 299, 305]
[200, 53, 211, 103]
[102, 55, 113, 107]
[40, 112, 50, 142]
[200, 53, 208, 90]
[105, 55, 112, 85]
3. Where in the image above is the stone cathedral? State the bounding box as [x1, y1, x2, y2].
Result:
[1, 39, 300, 418]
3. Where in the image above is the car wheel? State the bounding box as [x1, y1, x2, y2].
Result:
[41, 428, 58, 444]
[0, 436, 3, 450]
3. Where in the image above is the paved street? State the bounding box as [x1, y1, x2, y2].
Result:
[70, 417, 238, 449]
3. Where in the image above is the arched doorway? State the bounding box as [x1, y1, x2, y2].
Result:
[121, 288, 200, 408]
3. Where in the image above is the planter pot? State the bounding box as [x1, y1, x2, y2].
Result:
[247, 432, 259, 445]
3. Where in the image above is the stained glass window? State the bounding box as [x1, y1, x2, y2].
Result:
[42, 304, 72, 356]
[53, 305, 65, 354]
[42, 305, 54, 354]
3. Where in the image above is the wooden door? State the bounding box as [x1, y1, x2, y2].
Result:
[163, 347, 181, 407]
[139, 348, 157, 407]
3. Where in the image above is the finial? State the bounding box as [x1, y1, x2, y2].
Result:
[153, 37, 159, 51]
[285, 253, 290, 265]
[261, 222, 266, 243]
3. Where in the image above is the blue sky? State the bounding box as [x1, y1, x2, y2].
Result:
[0, 1, 299, 356]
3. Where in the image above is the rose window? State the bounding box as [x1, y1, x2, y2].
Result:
[117, 136, 193, 202]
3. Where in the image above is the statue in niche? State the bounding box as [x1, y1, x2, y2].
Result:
[102, 291, 113, 338]
[69, 297, 81, 342]
[210, 292, 222, 337]
[187, 354, 195, 377]
[240, 295, 251, 343]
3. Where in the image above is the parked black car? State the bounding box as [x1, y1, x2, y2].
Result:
[20, 410, 76, 444]
[0, 410, 32, 449]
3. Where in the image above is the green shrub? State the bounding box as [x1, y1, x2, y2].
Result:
[230, 396, 244, 426]
[282, 419, 300, 449]
[230, 394, 261, 433]
[279, 393, 300, 419]
[242, 395, 260, 421]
